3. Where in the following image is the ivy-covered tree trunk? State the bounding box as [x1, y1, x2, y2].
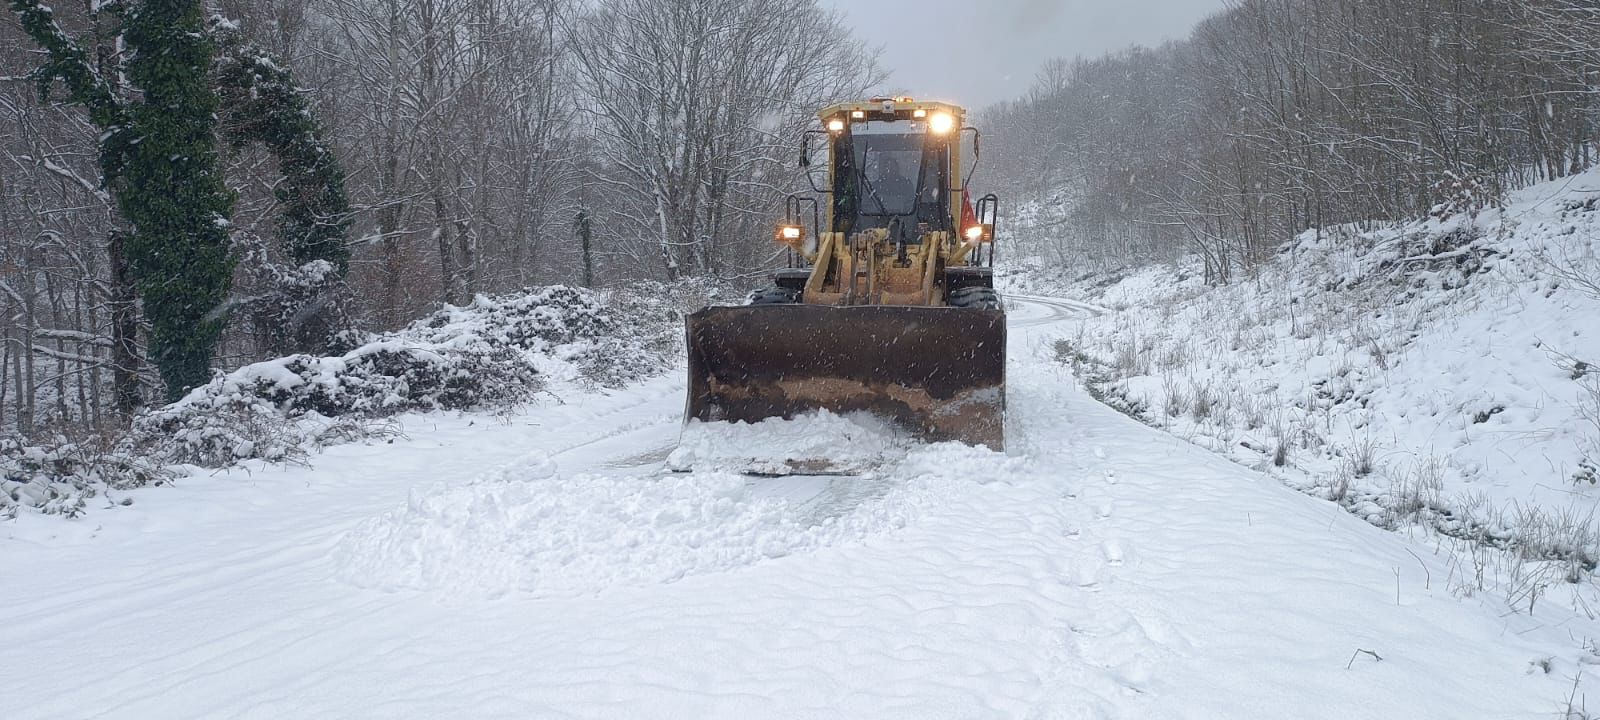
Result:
[107, 230, 143, 417]
[13, 0, 237, 402]
[94, 3, 144, 417]
[213, 22, 354, 355]
[120, 1, 236, 401]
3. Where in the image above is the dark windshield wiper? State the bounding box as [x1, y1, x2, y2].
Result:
[855, 139, 893, 215]
[861, 174, 892, 214]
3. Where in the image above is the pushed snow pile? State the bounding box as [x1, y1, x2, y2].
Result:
[1034, 167, 1600, 578]
[336, 443, 1004, 599]
[131, 286, 678, 468]
[668, 411, 911, 475]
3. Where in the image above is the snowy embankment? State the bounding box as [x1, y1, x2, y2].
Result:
[1, 283, 710, 517]
[1012, 169, 1600, 602]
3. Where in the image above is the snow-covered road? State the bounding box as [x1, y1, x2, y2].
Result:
[3, 298, 1596, 719]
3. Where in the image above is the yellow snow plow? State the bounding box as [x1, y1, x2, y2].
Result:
[685, 98, 1006, 449]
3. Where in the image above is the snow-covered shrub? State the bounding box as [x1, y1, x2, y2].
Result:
[1158, 374, 1190, 420]
[1270, 418, 1291, 468]
[234, 259, 356, 356]
[1579, 374, 1600, 484]
[1386, 455, 1444, 519]
[1189, 379, 1215, 421]
[1429, 172, 1494, 221]
[134, 284, 683, 468]
[1, 436, 174, 518]
[8, 282, 704, 514]
[129, 381, 404, 468]
[1345, 434, 1379, 479]
[570, 286, 683, 388]
[1329, 464, 1353, 503]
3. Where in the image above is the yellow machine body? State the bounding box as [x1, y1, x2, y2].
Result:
[686, 97, 1006, 450]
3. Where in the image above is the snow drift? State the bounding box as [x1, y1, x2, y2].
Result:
[668, 410, 913, 476]
[335, 442, 1013, 600]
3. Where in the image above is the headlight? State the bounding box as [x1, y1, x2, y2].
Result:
[827, 118, 846, 133]
[964, 225, 984, 242]
[778, 225, 803, 243]
[928, 112, 955, 134]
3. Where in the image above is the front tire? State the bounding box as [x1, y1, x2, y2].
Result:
[948, 286, 1001, 310]
[748, 287, 801, 305]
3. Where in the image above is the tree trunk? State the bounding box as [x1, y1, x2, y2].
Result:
[107, 230, 142, 419]
[434, 192, 458, 304]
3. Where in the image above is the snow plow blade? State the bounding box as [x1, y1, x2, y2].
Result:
[685, 305, 1006, 450]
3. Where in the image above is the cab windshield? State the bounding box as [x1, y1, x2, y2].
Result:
[853, 127, 925, 216]
[834, 119, 950, 234]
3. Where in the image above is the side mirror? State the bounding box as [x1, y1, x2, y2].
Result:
[800, 130, 832, 194]
[959, 127, 981, 192]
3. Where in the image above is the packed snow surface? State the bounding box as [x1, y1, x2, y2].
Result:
[4, 297, 1600, 718]
[338, 440, 979, 600]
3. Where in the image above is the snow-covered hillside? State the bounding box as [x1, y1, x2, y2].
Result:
[1012, 168, 1600, 606]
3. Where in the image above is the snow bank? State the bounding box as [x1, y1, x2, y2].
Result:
[335, 442, 1011, 599]
[1022, 167, 1600, 585]
[129, 284, 682, 469]
[4, 283, 705, 516]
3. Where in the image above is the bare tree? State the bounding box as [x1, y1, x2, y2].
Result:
[567, 0, 877, 280]
[1, 0, 876, 440]
[984, 0, 1600, 278]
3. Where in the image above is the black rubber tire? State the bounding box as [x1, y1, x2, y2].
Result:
[773, 268, 811, 291]
[947, 286, 1002, 310]
[944, 266, 994, 293]
[748, 286, 801, 305]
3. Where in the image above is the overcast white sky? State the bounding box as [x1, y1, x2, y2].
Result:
[821, 0, 1227, 109]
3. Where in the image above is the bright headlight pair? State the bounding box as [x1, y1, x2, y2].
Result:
[828, 110, 954, 134]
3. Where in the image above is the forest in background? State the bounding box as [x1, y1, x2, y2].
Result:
[1, 0, 878, 438]
[983, 0, 1600, 281]
[10, 0, 1600, 444]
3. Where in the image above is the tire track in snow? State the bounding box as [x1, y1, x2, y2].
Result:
[1009, 293, 1110, 323]
[1005, 298, 1194, 713]
[1004, 357, 1159, 715]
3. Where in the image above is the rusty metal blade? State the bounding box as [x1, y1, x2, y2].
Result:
[685, 304, 1006, 450]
